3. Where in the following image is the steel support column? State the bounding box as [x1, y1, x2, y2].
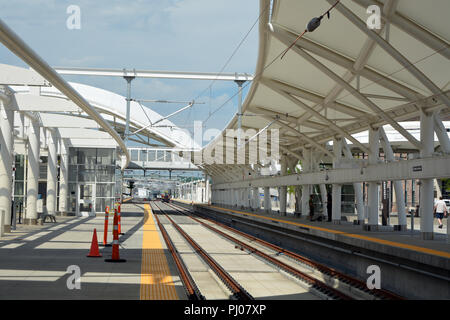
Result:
[379, 127, 407, 230]
[420, 110, 435, 240]
[0, 99, 14, 232]
[301, 149, 312, 217]
[279, 156, 288, 216]
[332, 139, 343, 224]
[368, 128, 380, 229]
[252, 187, 259, 211]
[342, 139, 364, 224]
[46, 130, 57, 217]
[124, 76, 135, 145]
[25, 118, 40, 225]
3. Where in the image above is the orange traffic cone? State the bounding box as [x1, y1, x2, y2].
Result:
[118, 204, 124, 235]
[105, 209, 126, 263]
[87, 228, 102, 257]
[101, 206, 111, 247]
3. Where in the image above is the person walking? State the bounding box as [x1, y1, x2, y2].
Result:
[434, 197, 448, 229]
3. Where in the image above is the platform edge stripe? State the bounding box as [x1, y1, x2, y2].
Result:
[206, 205, 450, 259]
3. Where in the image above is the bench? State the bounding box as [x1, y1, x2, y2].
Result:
[39, 213, 57, 223]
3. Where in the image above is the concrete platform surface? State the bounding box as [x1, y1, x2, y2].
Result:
[0, 204, 185, 300]
[185, 202, 450, 271]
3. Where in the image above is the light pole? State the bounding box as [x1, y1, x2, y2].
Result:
[124, 76, 135, 145]
[235, 80, 245, 147]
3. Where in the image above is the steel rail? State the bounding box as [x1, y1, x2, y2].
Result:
[149, 203, 204, 300]
[152, 201, 253, 300]
[166, 202, 352, 300]
[168, 202, 403, 300]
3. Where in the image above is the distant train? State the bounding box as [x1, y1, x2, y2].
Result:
[162, 194, 171, 203]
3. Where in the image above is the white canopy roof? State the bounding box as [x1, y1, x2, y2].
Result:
[8, 68, 199, 150]
[205, 0, 450, 162]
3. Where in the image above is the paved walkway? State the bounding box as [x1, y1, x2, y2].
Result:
[0, 204, 184, 300]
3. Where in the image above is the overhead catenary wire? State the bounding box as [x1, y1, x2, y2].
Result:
[204, 9, 449, 128]
[192, 2, 272, 103]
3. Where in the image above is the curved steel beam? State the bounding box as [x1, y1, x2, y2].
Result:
[0, 18, 130, 170]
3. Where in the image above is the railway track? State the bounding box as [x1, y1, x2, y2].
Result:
[165, 201, 403, 301]
[151, 201, 364, 300]
[151, 201, 253, 300]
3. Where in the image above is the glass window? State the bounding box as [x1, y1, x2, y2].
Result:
[140, 150, 147, 162]
[165, 151, 172, 162]
[131, 150, 139, 161]
[68, 165, 78, 182]
[39, 164, 48, 180]
[148, 150, 156, 161]
[14, 155, 25, 180]
[14, 182, 24, 196]
[77, 148, 96, 166]
[78, 165, 95, 182]
[96, 165, 115, 182]
[97, 148, 114, 165]
[96, 183, 113, 197]
[156, 150, 164, 162]
[69, 148, 78, 164]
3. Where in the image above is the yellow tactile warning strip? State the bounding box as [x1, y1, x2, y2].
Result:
[140, 204, 179, 300]
[203, 204, 450, 259]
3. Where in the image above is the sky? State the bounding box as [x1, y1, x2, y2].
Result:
[0, 0, 260, 146]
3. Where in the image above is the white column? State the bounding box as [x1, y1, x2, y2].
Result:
[0, 103, 14, 232]
[342, 139, 364, 224]
[59, 139, 69, 215]
[205, 175, 210, 204]
[301, 148, 311, 217]
[332, 139, 343, 224]
[379, 127, 406, 229]
[279, 156, 287, 216]
[243, 188, 250, 208]
[420, 110, 435, 240]
[252, 187, 259, 211]
[332, 184, 341, 223]
[368, 128, 380, 230]
[264, 187, 271, 213]
[25, 118, 40, 225]
[46, 130, 57, 216]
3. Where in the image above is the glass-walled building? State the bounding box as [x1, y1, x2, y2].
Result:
[68, 147, 117, 216]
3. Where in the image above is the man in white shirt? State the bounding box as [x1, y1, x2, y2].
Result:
[434, 197, 448, 229]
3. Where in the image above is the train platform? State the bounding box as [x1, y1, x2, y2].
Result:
[180, 201, 450, 263]
[0, 203, 186, 300]
[173, 199, 449, 299]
